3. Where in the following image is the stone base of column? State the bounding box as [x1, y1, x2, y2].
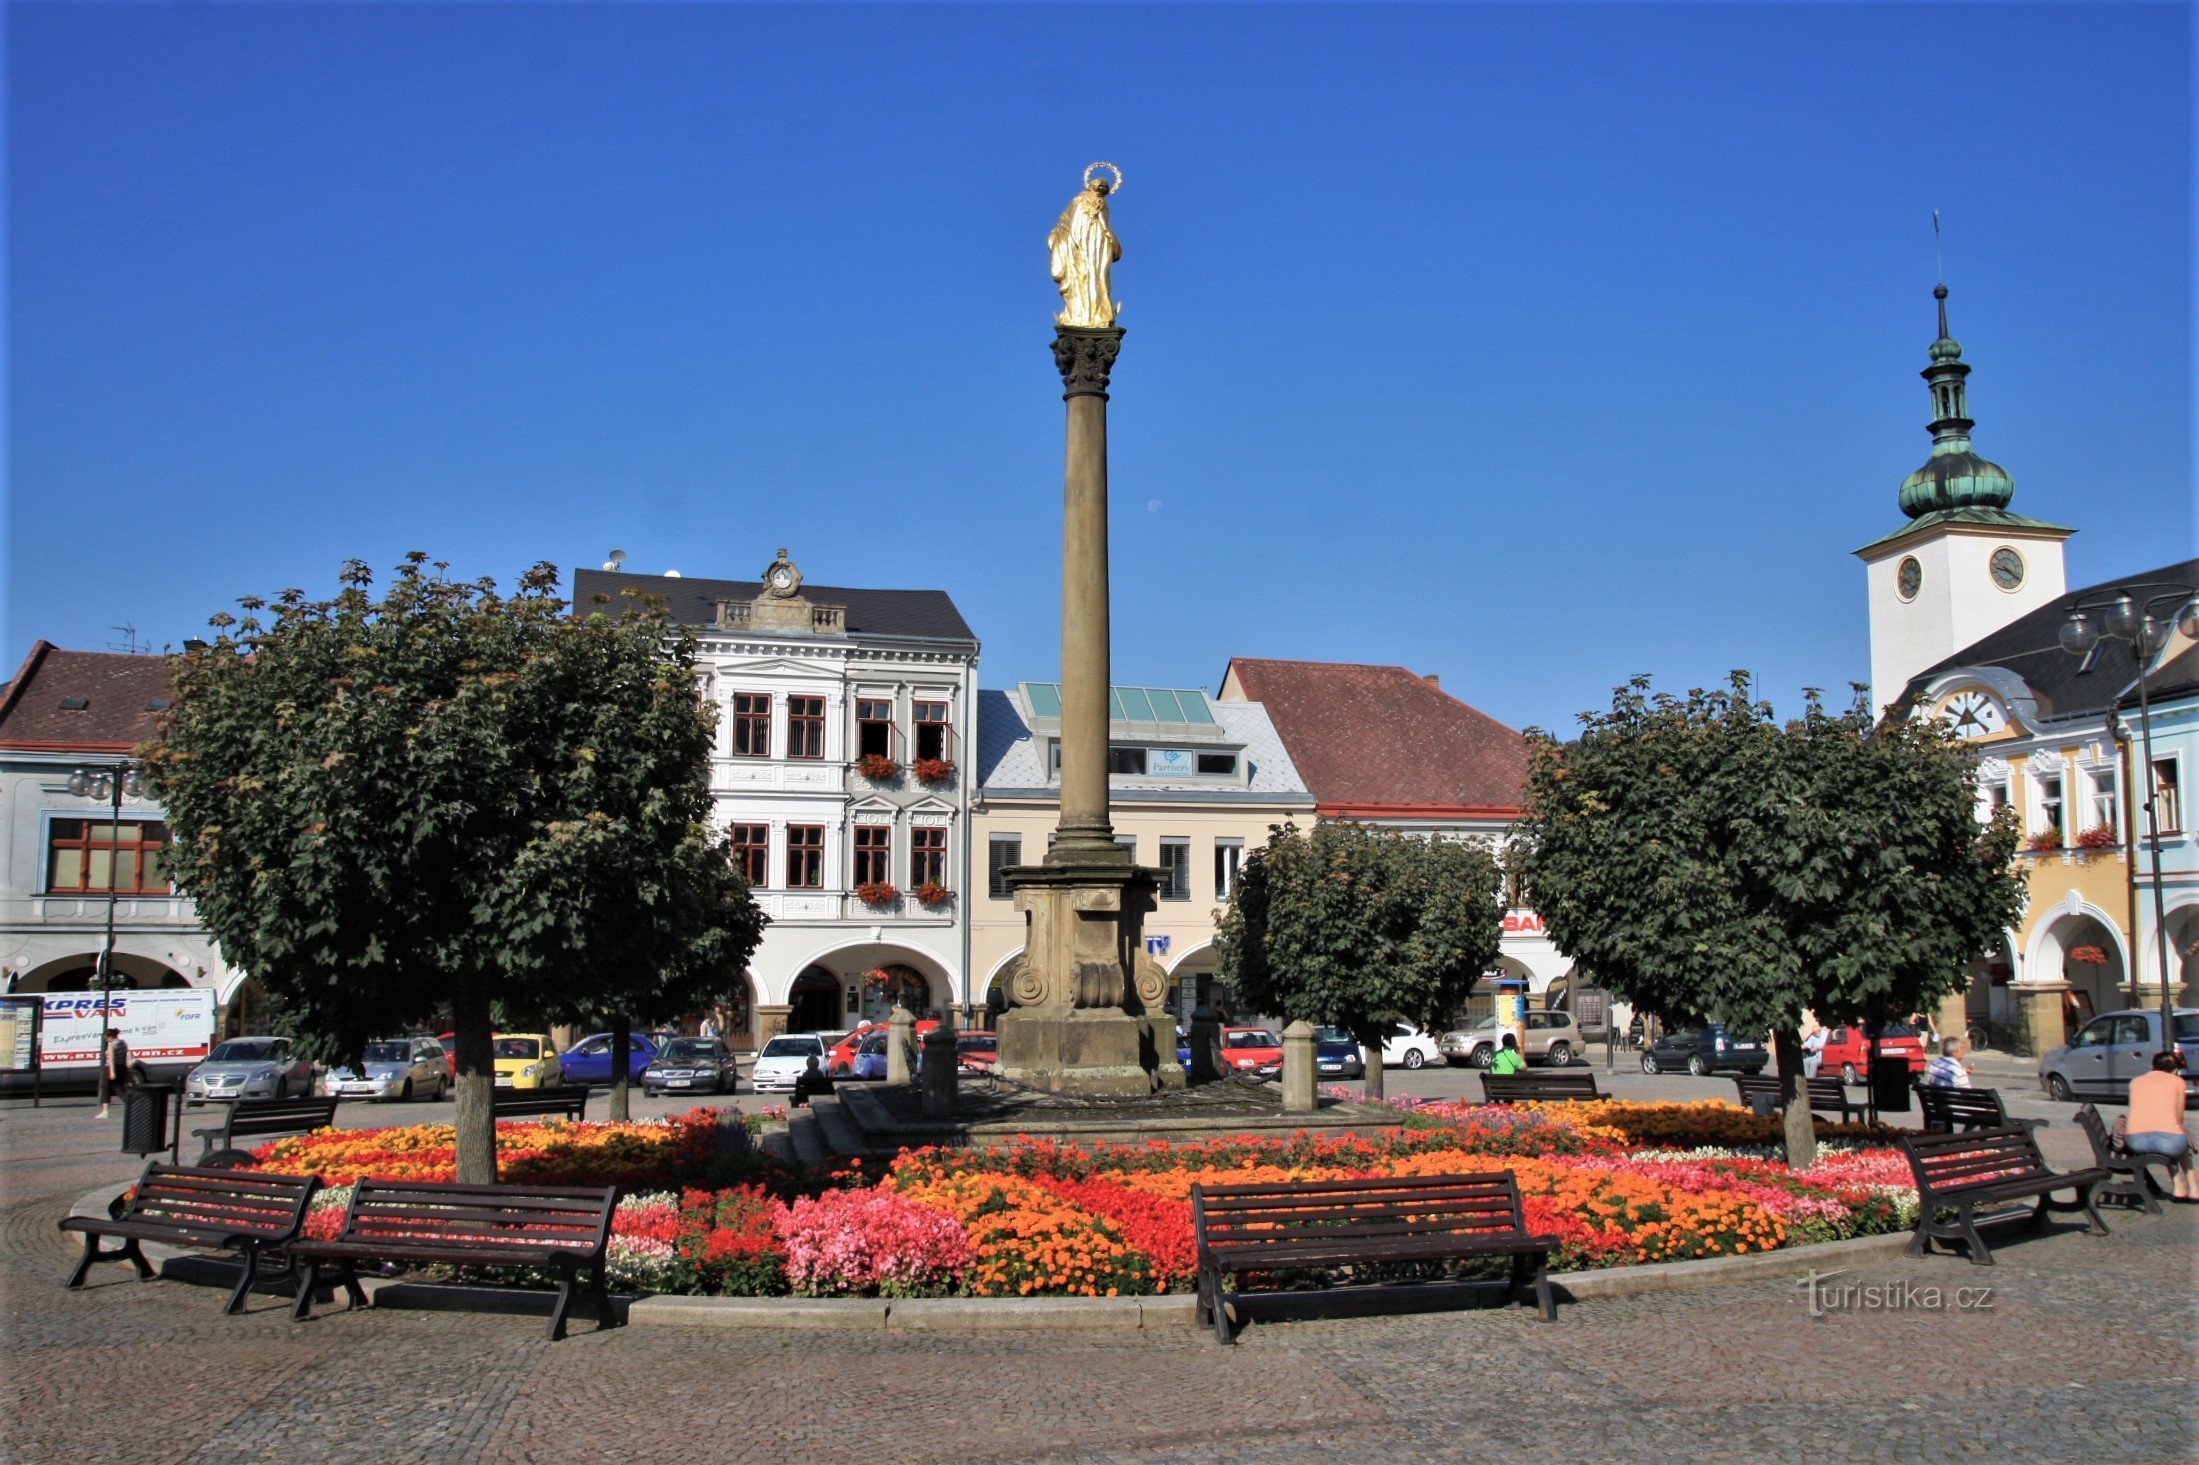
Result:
[997, 861, 1176, 1095]
[998, 1008, 1157, 1097]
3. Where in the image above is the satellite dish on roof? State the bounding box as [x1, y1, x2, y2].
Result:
[603, 549, 627, 571]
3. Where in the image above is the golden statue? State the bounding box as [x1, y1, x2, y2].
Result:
[1049, 162, 1123, 329]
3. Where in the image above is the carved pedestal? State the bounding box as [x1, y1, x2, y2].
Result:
[998, 859, 1180, 1096]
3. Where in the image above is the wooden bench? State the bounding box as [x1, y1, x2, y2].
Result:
[2075, 1103, 2175, 1216]
[490, 1086, 591, 1122]
[288, 1178, 620, 1340]
[1914, 1084, 2040, 1135]
[1191, 1173, 1556, 1344]
[1479, 1070, 1603, 1104]
[1896, 1124, 2109, 1266]
[191, 1096, 341, 1166]
[59, 1162, 320, 1313]
[1730, 1073, 1867, 1125]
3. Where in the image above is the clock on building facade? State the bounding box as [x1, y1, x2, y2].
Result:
[1990, 547, 2025, 590]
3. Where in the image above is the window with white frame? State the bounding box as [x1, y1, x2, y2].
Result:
[1213, 838, 1244, 902]
[2084, 766, 2119, 838]
[1158, 837, 1191, 900]
[2153, 757, 2183, 834]
[2033, 770, 2066, 846]
[910, 827, 947, 888]
[1979, 777, 2012, 825]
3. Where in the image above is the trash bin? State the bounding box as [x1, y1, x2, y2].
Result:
[121, 1083, 173, 1156]
[1869, 1057, 1913, 1114]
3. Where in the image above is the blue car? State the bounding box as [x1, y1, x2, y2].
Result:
[1314, 1027, 1367, 1080]
[558, 1032, 661, 1087]
[852, 1032, 892, 1081]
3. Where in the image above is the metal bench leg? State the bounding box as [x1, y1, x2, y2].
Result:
[1532, 1254, 1555, 1322]
[1904, 1221, 1932, 1258]
[1209, 1270, 1236, 1345]
[64, 1233, 106, 1290]
[591, 1264, 618, 1331]
[223, 1246, 261, 1315]
[2077, 1185, 2110, 1237]
[290, 1258, 320, 1320]
[120, 1237, 157, 1281]
[1955, 1204, 1995, 1266]
[336, 1260, 368, 1311]
[548, 1269, 576, 1342]
[1193, 1267, 1214, 1328]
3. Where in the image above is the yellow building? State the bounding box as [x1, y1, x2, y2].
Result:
[969, 685, 1315, 1024]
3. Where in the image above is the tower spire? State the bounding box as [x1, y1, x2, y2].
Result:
[1897, 278, 2014, 518]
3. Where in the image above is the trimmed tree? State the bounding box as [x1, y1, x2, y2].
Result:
[1214, 820, 1503, 1099]
[1512, 675, 2023, 1165]
[145, 555, 765, 1182]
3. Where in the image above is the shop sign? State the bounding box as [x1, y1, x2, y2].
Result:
[1501, 910, 1546, 936]
[1148, 749, 1195, 776]
[1143, 935, 1171, 956]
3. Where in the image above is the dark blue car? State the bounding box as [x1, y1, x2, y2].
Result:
[559, 1032, 661, 1086]
[1314, 1027, 1366, 1080]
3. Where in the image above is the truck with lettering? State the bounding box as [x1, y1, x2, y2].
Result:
[5, 988, 218, 1092]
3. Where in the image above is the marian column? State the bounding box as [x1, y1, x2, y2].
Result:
[997, 164, 1175, 1096]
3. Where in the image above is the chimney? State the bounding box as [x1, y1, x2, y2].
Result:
[1423, 673, 1440, 690]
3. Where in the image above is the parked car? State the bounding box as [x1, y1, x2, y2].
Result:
[750, 1032, 830, 1093]
[1314, 1027, 1366, 1080]
[437, 1032, 459, 1083]
[1380, 1022, 1443, 1070]
[640, 1037, 739, 1097]
[1220, 1026, 1283, 1078]
[559, 1032, 662, 1087]
[956, 1031, 999, 1071]
[1817, 1023, 1927, 1084]
[1440, 1011, 1584, 1068]
[491, 1034, 563, 1090]
[186, 1036, 316, 1102]
[1639, 1024, 1766, 1077]
[825, 1025, 878, 1076]
[851, 1031, 894, 1081]
[323, 1037, 448, 1102]
[2037, 1007, 2199, 1103]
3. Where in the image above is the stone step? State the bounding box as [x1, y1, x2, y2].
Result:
[758, 1130, 798, 1167]
[787, 1110, 831, 1169]
[807, 1094, 879, 1162]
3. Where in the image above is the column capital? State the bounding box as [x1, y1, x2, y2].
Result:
[1052, 326, 1125, 399]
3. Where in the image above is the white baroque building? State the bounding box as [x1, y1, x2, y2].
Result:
[575, 553, 980, 1046]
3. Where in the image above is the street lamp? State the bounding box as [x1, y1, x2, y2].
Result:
[65, 760, 147, 1111]
[2057, 582, 2199, 1055]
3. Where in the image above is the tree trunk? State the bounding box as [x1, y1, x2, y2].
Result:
[453, 974, 497, 1184]
[608, 1013, 631, 1123]
[1361, 1044, 1384, 1100]
[1774, 1027, 1815, 1170]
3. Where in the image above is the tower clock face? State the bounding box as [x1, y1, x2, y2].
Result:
[1990, 547, 2025, 590]
[1940, 690, 2007, 738]
[1897, 556, 1922, 601]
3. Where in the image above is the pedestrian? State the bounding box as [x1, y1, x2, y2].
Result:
[1488, 1032, 1527, 1076]
[1922, 1035, 1973, 1088]
[699, 1013, 719, 1040]
[2126, 1050, 2195, 1203]
[1802, 1024, 1828, 1079]
[96, 1028, 131, 1118]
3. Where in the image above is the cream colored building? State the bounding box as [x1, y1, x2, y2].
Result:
[969, 684, 1314, 1024]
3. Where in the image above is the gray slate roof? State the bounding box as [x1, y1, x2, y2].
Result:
[976, 687, 1313, 801]
[571, 568, 977, 646]
[1896, 556, 2199, 723]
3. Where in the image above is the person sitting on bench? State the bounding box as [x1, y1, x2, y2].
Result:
[1923, 1036, 1974, 1089]
[1489, 1033, 1527, 1076]
[2127, 1051, 2194, 1204]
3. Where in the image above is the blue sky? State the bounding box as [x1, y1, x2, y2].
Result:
[8, 3, 2190, 733]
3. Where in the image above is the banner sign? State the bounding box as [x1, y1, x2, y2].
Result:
[0, 997, 40, 1073]
[36, 989, 216, 1069]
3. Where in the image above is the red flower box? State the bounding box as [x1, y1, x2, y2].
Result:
[914, 757, 955, 786]
[2021, 829, 2062, 854]
[857, 754, 898, 780]
[2073, 825, 2120, 850]
[914, 881, 952, 907]
[855, 880, 899, 907]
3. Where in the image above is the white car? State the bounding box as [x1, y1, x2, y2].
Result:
[749, 1032, 829, 1093]
[1379, 1022, 1442, 1070]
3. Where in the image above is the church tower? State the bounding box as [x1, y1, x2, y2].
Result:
[1858, 285, 2072, 716]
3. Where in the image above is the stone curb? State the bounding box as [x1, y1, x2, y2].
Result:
[73, 1178, 1926, 1330]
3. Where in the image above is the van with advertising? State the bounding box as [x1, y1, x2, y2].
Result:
[7, 988, 218, 1093]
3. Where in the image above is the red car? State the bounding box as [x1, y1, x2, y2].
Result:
[1817, 1023, 1928, 1083]
[828, 1019, 939, 1075]
[1220, 1026, 1283, 1078]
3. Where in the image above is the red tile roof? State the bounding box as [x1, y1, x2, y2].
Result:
[1219, 658, 1528, 817]
[0, 642, 175, 751]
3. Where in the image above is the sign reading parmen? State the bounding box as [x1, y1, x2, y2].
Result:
[1147, 749, 1195, 777]
[37, 989, 216, 1071]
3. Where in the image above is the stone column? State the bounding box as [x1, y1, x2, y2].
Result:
[1188, 1002, 1223, 1085]
[1049, 327, 1125, 864]
[921, 1014, 958, 1120]
[1281, 1020, 1317, 1113]
[886, 1006, 916, 1085]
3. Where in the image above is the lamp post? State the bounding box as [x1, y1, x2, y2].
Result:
[2057, 583, 2199, 1056]
[64, 759, 147, 1110]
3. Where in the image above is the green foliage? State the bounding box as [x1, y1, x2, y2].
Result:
[1511, 674, 2025, 1164]
[1214, 821, 1503, 1050]
[144, 554, 766, 1176]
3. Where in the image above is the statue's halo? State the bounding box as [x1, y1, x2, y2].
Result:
[1083, 161, 1123, 193]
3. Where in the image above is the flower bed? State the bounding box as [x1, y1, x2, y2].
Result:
[245, 1101, 1918, 1299]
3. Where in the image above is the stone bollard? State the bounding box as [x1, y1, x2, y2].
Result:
[887, 1006, 916, 1085]
[921, 1018, 958, 1120]
[1188, 1004, 1223, 1085]
[1281, 1020, 1317, 1113]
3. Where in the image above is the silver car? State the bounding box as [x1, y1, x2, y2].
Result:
[185, 1036, 315, 1102]
[324, 1036, 449, 1102]
[2037, 1008, 2198, 1103]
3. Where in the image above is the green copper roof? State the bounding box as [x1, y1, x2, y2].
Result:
[1897, 285, 2017, 519]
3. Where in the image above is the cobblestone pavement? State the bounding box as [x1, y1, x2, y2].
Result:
[4, 1096, 2194, 1464]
